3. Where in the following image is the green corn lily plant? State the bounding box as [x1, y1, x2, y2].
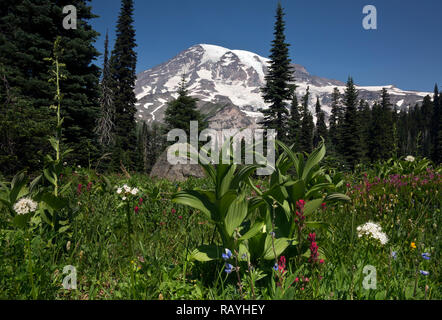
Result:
[246, 139, 350, 259]
[172, 137, 281, 262]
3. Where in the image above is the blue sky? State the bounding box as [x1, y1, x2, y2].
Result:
[90, 0, 441, 92]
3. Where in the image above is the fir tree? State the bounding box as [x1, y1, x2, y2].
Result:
[143, 122, 166, 173]
[379, 88, 394, 159]
[287, 91, 301, 150]
[314, 97, 328, 147]
[341, 77, 361, 168]
[299, 87, 314, 153]
[368, 102, 384, 162]
[164, 75, 207, 137]
[110, 0, 138, 170]
[358, 99, 371, 161]
[420, 95, 433, 158]
[431, 84, 441, 163]
[0, 0, 100, 175]
[260, 2, 294, 144]
[328, 87, 341, 153]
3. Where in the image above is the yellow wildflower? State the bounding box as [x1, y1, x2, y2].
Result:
[410, 242, 416, 249]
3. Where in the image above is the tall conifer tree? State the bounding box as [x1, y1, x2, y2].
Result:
[341, 77, 361, 168]
[287, 92, 301, 150]
[314, 97, 328, 147]
[110, 0, 138, 170]
[0, 0, 100, 175]
[260, 2, 294, 145]
[431, 85, 441, 163]
[299, 87, 314, 153]
[379, 88, 394, 159]
[164, 75, 207, 137]
[328, 87, 341, 153]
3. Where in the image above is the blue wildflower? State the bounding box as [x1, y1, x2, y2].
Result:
[225, 263, 234, 274]
[419, 270, 429, 276]
[421, 253, 430, 260]
[222, 248, 232, 260]
[391, 251, 397, 259]
[273, 263, 278, 272]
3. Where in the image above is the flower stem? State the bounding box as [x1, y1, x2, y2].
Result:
[25, 229, 36, 299]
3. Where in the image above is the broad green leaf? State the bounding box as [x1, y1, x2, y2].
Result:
[302, 142, 325, 181]
[43, 168, 56, 186]
[262, 236, 294, 260]
[58, 225, 70, 233]
[325, 192, 351, 202]
[189, 245, 222, 262]
[303, 198, 323, 216]
[275, 140, 299, 175]
[287, 179, 305, 204]
[219, 164, 236, 198]
[173, 190, 217, 221]
[224, 194, 248, 236]
[29, 175, 42, 193]
[10, 171, 28, 204]
[40, 193, 68, 211]
[238, 220, 265, 241]
[305, 183, 334, 199]
[231, 165, 260, 190]
[218, 190, 237, 219]
[12, 213, 31, 229]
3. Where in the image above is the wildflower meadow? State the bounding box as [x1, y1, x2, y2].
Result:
[0, 140, 440, 300]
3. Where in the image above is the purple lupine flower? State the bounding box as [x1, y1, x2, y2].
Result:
[225, 263, 234, 274]
[222, 248, 232, 260]
[421, 253, 430, 260]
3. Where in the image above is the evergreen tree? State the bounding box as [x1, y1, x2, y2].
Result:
[397, 109, 410, 156]
[368, 102, 384, 162]
[142, 122, 166, 173]
[299, 87, 314, 153]
[358, 99, 371, 161]
[341, 77, 361, 168]
[328, 87, 341, 152]
[431, 84, 441, 163]
[164, 75, 207, 137]
[287, 91, 301, 150]
[419, 95, 433, 157]
[260, 2, 294, 144]
[0, 0, 100, 175]
[110, 0, 138, 170]
[379, 88, 394, 159]
[313, 97, 328, 147]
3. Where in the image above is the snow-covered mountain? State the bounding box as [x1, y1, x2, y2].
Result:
[135, 44, 431, 124]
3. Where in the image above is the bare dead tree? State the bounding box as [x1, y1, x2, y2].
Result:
[95, 31, 115, 147]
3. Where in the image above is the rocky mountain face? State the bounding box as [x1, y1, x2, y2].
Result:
[135, 44, 431, 127]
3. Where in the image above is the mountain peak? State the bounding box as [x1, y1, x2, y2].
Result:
[134, 45, 431, 124]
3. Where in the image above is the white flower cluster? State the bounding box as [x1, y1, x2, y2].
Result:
[116, 184, 139, 200]
[357, 222, 388, 245]
[405, 155, 415, 162]
[13, 197, 38, 215]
